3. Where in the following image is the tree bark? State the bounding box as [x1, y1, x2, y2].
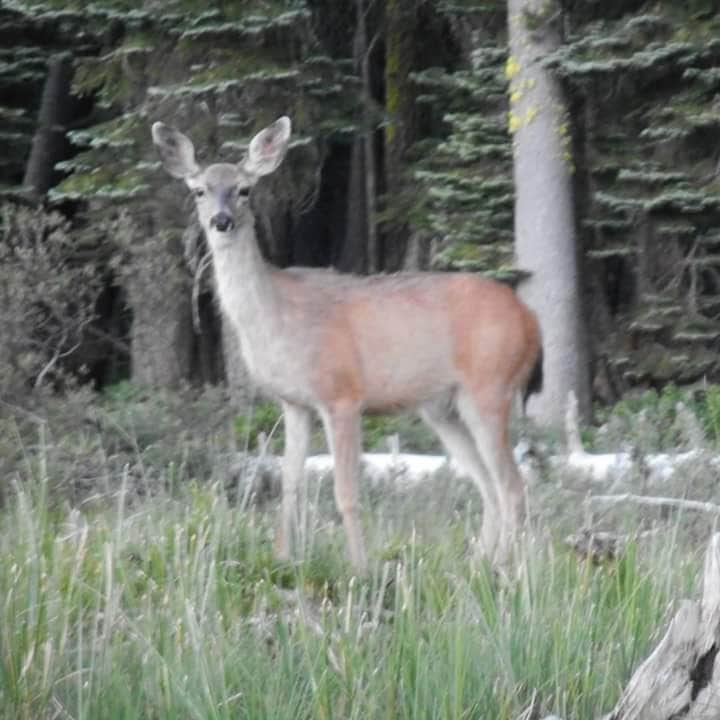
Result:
[359, 0, 379, 273]
[338, 0, 378, 274]
[507, 0, 591, 427]
[383, 0, 417, 271]
[125, 215, 194, 389]
[129, 281, 193, 388]
[340, 137, 369, 272]
[23, 52, 74, 201]
[603, 533, 720, 720]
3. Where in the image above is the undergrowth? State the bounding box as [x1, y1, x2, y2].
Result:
[0, 419, 703, 720]
[0, 384, 716, 718]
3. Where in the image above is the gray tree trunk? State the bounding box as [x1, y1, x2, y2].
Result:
[383, 0, 417, 272]
[23, 53, 74, 201]
[339, 137, 369, 273]
[507, 0, 591, 426]
[358, 0, 378, 273]
[126, 219, 193, 388]
[129, 280, 193, 388]
[337, 0, 377, 274]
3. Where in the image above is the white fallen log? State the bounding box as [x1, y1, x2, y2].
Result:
[558, 448, 706, 485]
[239, 441, 707, 490]
[305, 452, 458, 485]
[304, 444, 708, 489]
[311, 391, 714, 488]
[560, 391, 714, 485]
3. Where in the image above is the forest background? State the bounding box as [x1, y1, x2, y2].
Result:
[3, 0, 720, 416]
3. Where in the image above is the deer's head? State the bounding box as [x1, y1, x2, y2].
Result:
[151, 117, 291, 240]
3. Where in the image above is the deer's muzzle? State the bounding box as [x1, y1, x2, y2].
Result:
[211, 213, 235, 233]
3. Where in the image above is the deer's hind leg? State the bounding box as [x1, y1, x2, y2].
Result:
[455, 387, 526, 566]
[419, 398, 502, 560]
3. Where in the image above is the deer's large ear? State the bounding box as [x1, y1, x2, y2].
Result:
[151, 122, 201, 180]
[243, 116, 291, 179]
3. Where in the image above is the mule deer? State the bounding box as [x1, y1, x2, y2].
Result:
[152, 116, 543, 573]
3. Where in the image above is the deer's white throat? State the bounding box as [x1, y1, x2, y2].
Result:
[207, 223, 283, 373]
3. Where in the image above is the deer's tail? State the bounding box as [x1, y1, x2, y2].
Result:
[522, 345, 543, 413]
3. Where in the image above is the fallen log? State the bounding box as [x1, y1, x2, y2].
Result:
[539, 533, 720, 720]
[602, 533, 720, 719]
[561, 391, 713, 485]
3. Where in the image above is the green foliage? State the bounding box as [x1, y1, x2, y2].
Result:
[4, 0, 720, 402]
[703, 385, 720, 441]
[362, 413, 441, 453]
[1, 383, 241, 506]
[589, 383, 720, 452]
[1, 386, 438, 511]
[592, 385, 686, 451]
[231, 403, 442, 455]
[234, 400, 284, 451]
[37, 0, 356, 214]
[3, 377, 720, 718]
[546, 3, 720, 390]
[101, 378, 141, 404]
[407, 38, 519, 278]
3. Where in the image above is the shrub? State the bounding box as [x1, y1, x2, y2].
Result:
[0, 203, 102, 398]
[591, 383, 719, 452]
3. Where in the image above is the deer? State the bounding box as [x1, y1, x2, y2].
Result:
[151, 115, 543, 574]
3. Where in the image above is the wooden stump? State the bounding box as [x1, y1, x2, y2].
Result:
[603, 533, 720, 720]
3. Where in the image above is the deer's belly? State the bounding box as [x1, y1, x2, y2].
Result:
[361, 354, 457, 411]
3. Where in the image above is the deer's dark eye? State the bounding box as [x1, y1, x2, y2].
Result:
[193, 188, 205, 198]
[237, 187, 250, 198]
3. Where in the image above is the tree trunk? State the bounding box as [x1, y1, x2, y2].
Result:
[126, 218, 194, 388]
[129, 281, 193, 388]
[339, 136, 369, 272]
[402, 231, 430, 271]
[337, 0, 378, 274]
[507, 0, 591, 427]
[383, 0, 417, 271]
[23, 52, 74, 200]
[359, 0, 379, 273]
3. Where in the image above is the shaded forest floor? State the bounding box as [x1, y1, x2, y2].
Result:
[1, 383, 719, 719]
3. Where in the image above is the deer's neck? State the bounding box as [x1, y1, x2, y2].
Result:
[208, 222, 280, 344]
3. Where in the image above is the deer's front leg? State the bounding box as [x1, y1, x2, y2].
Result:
[322, 404, 367, 574]
[275, 402, 311, 562]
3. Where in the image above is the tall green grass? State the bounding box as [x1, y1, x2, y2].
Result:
[0, 436, 702, 719]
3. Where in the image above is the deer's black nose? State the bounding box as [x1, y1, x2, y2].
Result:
[211, 213, 234, 233]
